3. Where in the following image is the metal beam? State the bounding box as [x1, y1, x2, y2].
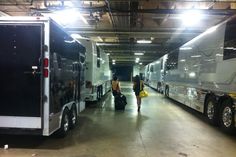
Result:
[78, 0, 236, 2]
[67, 30, 203, 37]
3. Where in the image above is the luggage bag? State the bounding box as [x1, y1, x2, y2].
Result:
[115, 93, 127, 110]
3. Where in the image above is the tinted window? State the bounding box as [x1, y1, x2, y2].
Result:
[223, 16, 236, 60]
[150, 65, 154, 72]
[97, 46, 101, 68]
[166, 49, 179, 70]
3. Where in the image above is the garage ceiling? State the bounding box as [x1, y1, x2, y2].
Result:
[1, 0, 236, 66]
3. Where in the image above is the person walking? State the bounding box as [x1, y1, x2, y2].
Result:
[133, 75, 144, 112]
[111, 75, 120, 96]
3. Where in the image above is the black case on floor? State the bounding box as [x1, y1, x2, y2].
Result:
[115, 93, 127, 110]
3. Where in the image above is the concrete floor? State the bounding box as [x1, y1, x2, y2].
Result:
[1, 82, 236, 157]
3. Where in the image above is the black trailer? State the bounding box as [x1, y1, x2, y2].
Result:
[0, 16, 85, 136]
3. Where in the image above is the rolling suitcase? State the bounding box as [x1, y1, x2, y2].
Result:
[115, 93, 127, 110]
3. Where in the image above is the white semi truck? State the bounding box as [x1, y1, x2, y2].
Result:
[0, 16, 85, 136]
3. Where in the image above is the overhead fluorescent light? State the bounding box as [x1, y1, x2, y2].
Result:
[71, 34, 83, 39]
[112, 59, 115, 62]
[134, 52, 144, 55]
[181, 10, 203, 26]
[180, 47, 192, 50]
[135, 60, 139, 63]
[107, 53, 110, 56]
[52, 9, 88, 25]
[97, 36, 103, 42]
[112, 62, 116, 65]
[191, 55, 201, 58]
[139, 63, 143, 65]
[137, 40, 152, 44]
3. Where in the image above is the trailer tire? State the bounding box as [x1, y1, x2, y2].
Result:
[57, 108, 70, 137]
[69, 105, 78, 129]
[204, 96, 218, 125]
[219, 99, 235, 133]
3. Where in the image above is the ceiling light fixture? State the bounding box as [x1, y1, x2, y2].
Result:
[50, 9, 88, 25]
[181, 10, 203, 26]
[134, 52, 144, 55]
[71, 34, 83, 39]
[137, 40, 152, 44]
[97, 36, 103, 42]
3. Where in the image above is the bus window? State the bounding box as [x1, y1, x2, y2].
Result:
[150, 65, 154, 72]
[223, 16, 236, 60]
[97, 46, 101, 68]
[166, 49, 179, 70]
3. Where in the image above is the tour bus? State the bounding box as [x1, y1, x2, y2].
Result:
[0, 16, 85, 136]
[144, 55, 167, 93]
[77, 39, 111, 101]
[144, 64, 150, 85]
[163, 15, 236, 132]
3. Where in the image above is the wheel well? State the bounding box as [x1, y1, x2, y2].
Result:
[218, 95, 233, 108]
[204, 93, 233, 114]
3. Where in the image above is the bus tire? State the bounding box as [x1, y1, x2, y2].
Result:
[57, 108, 70, 137]
[204, 96, 218, 125]
[165, 86, 169, 97]
[219, 99, 235, 133]
[69, 105, 78, 129]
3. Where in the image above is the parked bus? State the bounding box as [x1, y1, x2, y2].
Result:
[143, 64, 150, 85]
[77, 39, 111, 102]
[0, 16, 85, 136]
[163, 15, 236, 132]
[144, 55, 167, 93]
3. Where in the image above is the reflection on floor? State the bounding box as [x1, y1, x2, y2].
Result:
[1, 82, 236, 157]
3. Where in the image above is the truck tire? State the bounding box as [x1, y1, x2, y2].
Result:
[219, 99, 235, 133]
[57, 108, 70, 137]
[204, 96, 218, 125]
[69, 105, 78, 129]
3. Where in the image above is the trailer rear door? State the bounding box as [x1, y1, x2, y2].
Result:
[0, 24, 42, 118]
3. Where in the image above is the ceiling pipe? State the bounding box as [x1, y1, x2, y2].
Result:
[77, 6, 236, 16]
[78, 0, 236, 2]
[109, 8, 236, 16]
[104, 0, 116, 28]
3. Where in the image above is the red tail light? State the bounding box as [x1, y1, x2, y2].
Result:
[44, 58, 49, 67]
[44, 58, 49, 78]
[44, 69, 48, 77]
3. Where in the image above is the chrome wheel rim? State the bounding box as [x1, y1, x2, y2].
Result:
[222, 106, 232, 128]
[72, 109, 77, 125]
[207, 101, 214, 120]
[64, 114, 69, 132]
